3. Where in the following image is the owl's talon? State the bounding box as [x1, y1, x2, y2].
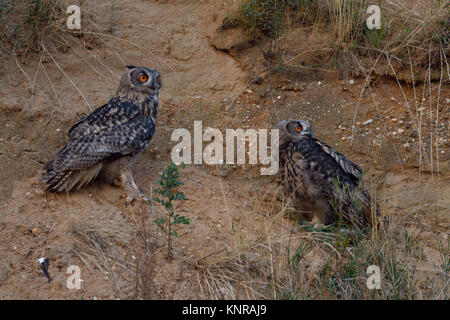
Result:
[312, 216, 325, 228]
[124, 188, 150, 205]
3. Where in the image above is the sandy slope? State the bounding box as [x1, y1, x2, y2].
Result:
[0, 0, 448, 299]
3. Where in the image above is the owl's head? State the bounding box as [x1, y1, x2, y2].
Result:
[118, 65, 161, 96]
[277, 119, 313, 145]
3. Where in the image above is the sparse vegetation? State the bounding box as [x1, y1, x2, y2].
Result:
[227, 0, 449, 81]
[153, 161, 190, 259]
[195, 197, 448, 299]
[0, 0, 118, 58]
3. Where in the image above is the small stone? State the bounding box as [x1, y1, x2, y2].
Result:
[34, 188, 44, 196]
[32, 228, 39, 235]
[363, 119, 373, 125]
[397, 128, 405, 134]
[349, 79, 355, 84]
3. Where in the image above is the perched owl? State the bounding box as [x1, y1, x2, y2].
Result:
[43, 65, 161, 202]
[277, 119, 377, 228]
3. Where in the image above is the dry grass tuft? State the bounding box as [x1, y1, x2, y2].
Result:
[227, 0, 449, 82]
[70, 220, 136, 299]
[0, 0, 121, 59]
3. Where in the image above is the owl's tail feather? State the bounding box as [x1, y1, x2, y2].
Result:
[43, 162, 102, 193]
[43, 170, 73, 192]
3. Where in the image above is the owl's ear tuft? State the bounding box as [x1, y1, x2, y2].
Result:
[126, 65, 137, 69]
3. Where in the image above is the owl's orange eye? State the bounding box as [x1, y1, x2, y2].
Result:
[295, 125, 302, 132]
[139, 74, 148, 82]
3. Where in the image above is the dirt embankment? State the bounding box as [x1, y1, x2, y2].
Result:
[0, 0, 448, 299]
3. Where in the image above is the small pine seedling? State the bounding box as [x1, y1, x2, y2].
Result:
[153, 161, 190, 259]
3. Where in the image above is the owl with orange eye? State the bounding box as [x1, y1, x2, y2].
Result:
[277, 119, 378, 228]
[43, 65, 161, 203]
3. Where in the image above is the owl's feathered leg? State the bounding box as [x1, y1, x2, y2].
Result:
[120, 157, 150, 204]
[99, 156, 149, 204]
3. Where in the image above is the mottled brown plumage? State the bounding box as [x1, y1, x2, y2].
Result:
[43, 65, 161, 201]
[277, 119, 378, 228]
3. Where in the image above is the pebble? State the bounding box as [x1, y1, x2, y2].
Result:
[349, 79, 355, 84]
[363, 119, 373, 125]
[397, 128, 405, 134]
[32, 228, 39, 235]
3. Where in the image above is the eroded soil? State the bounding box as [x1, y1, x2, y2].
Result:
[0, 0, 448, 299]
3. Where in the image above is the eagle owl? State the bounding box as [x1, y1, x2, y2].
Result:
[43, 65, 161, 201]
[277, 119, 377, 228]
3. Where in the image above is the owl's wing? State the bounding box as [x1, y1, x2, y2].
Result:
[312, 138, 377, 223]
[68, 97, 140, 139]
[51, 115, 155, 172]
[312, 138, 363, 183]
